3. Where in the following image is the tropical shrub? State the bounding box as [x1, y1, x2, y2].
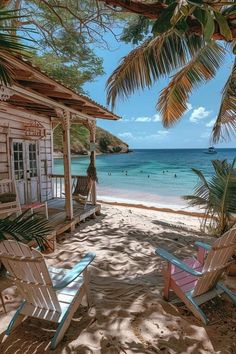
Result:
[113, 146, 122, 153]
[183, 158, 236, 236]
[99, 136, 110, 152]
[0, 210, 52, 250]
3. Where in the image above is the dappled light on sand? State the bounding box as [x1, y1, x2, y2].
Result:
[0, 204, 236, 353]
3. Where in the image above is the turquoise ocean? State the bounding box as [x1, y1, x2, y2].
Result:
[54, 149, 236, 208]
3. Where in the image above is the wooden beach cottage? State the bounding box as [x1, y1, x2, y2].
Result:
[0, 52, 119, 235]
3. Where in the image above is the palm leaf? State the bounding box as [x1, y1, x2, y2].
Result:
[0, 57, 13, 85]
[0, 7, 33, 85]
[158, 42, 225, 127]
[211, 58, 236, 142]
[106, 31, 204, 109]
[0, 210, 52, 249]
[184, 158, 236, 235]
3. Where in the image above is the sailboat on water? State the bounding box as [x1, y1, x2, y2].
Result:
[204, 146, 217, 154]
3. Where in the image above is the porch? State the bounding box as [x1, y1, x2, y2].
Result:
[46, 198, 101, 236]
[37, 174, 101, 236]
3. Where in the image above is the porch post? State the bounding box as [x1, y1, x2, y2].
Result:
[61, 110, 73, 220]
[89, 120, 97, 205]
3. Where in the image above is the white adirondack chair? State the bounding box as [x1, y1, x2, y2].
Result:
[0, 179, 21, 218]
[156, 227, 236, 323]
[0, 240, 95, 349]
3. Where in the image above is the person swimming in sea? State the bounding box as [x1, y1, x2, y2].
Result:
[174, 174, 177, 178]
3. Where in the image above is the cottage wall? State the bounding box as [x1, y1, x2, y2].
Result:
[0, 103, 53, 202]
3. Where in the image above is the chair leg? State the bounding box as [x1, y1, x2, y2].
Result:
[50, 287, 85, 350]
[163, 263, 171, 301]
[185, 292, 209, 324]
[83, 268, 91, 308]
[172, 283, 209, 324]
[4, 302, 27, 337]
[216, 282, 236, 306]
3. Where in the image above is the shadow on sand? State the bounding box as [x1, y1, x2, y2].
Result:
[0, 209, 235, 353]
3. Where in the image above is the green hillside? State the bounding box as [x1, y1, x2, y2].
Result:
[53, 124, 129, 155]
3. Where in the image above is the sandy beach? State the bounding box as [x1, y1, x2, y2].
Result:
[0, 203, 236, 354]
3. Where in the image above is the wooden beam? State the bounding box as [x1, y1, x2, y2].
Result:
[61, 111, 73, 221]
[47, 92, 73, 99]
[14, 69, 34, 77]
[14, 75, 36, 81]
[19, 81, 56, 90]
[10, 84, 96, 121]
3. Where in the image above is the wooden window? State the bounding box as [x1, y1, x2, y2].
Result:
[28, 143, 38, 178]
[13, 142, 24, 180]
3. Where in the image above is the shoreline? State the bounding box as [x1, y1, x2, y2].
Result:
[97, 197, 205, 219]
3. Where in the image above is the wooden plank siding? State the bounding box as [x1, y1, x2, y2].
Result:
[0, 102, 53, 202]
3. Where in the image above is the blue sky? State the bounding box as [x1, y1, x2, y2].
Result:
[85, 37, 235, 149]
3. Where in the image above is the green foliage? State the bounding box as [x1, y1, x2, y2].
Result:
[99, 136, 111, 152]
[109, 0, 236, 142]
[9, 0, 123, 92]
[120, 15, 150, 45]
[152, 3, 177, 35]
[32, 52, 103, 93]
[0, 211, 52, 250]
[183, 159, 236, 236]
[113, 146, 122, 153]
[53, 124, 127, 154]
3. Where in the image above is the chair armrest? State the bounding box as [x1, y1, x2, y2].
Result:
[195, 242, 212, 251]
[155, 248, 202, 277]
[195, 242, 211, 263]
[53, 252, 96, 290]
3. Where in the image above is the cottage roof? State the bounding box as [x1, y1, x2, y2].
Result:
[1, 52, 120, 121]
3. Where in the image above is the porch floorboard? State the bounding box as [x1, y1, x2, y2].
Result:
[45, 198, 101, 235]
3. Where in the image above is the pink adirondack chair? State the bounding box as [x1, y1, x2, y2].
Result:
[156, 227, 236, 323]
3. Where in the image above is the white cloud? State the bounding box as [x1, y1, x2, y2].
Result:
[157, 130, 169, 136]
[128, 113, 162, 123]
[189, 106, 211, 123]
[186, 102, 193, 113]
[120, 130, 169, 142]
[135, 116, 152, 122]
[206, 118, 216, 128]
[118, 132, 134, 139]
[153, 114, 161, 122]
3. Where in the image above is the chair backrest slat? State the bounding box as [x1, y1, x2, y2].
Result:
[0, 240, 61, 312]
[193, 227, 236, 296]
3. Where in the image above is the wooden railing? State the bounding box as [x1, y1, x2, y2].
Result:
[51, 174, 77, 199]
[51, 174, 96, 204]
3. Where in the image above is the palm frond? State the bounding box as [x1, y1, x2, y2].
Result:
[184, 158, 236, 235]
[0, 6, 33, 85]
[0, 57, 12, 85]
[106, 32, 204, 109]
[158, 42, 225, 127]
[0, 211, 52, 249]
[211, 58, 236, 143]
